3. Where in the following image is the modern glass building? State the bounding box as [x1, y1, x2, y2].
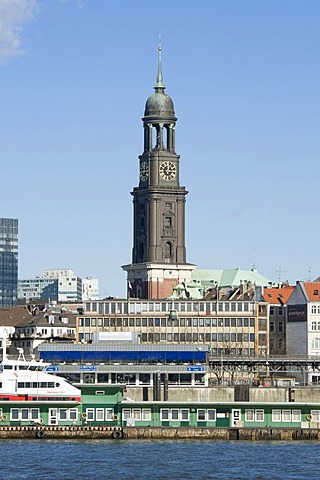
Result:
[0, 218, 18, 306]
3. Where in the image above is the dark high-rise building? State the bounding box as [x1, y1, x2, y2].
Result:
[0, 218, 18, 306]
[123, 44, 195, 299]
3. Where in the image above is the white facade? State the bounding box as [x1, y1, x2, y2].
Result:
[287, 282, 320, 384]
[57, 273, 82, 302]
[43, 268, 74, 279]
[82, 277, 99, 301]
[18, 269, 99, 302]
[12, 312, 76, 354]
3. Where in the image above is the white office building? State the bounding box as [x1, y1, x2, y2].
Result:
[82, 277, 99, 301]
[18, 269, 99, 302]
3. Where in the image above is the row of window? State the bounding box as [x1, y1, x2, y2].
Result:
[0, 408, 40, 421]
[120, 408, 316, 423]
[311, 322, 320, 331]
[17, 382, 59, 389]
[159, 409, 216, 422]
[85, 408, 115, 421]
[50, 408, 78, 421]
[269, 307, 284, 316]
[211, 347, 256, 356]
[85, 302, 256, 315]
[245, 409, 307, 423]
[122, 409, 151, 421]
[84, 408, 219, 422]
[6, 407, 315, 424]
[58, 372, 205, 385]
[79, 332, 256, 344]
[79, 317, 256, 328]
[269, 321, 284, 333]
[311, 306, 320, 314]
[3, 408, 77, 422]
[269, 338, 285, 352]
[122, 408, 216, 422]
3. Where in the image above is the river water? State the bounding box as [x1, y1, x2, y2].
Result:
[1, 438, 319, 479]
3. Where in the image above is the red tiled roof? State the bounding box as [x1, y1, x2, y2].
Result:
[303, 282, 320, 301]
[263, 286, 294, 305]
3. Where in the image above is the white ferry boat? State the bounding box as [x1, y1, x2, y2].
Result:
[0, 339, 81, 402]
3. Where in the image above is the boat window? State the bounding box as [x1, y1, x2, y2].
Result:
[21, 409, 29, 420]
[70, 409, 78, 421]
[292, 410, 301, 422]
[142, 409, 151, 421]
[180, 409, 189, 421]
[30, 409, 40, 420]
[86, 408, 94, 421]
[105, 409, 114, 421]
[207, 409, 216, 422]
[197, 409, 206, 421]
[10, 409, 19, 421]
[59, 409, 68, 420]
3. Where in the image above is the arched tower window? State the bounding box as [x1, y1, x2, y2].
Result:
[165, 242, 172, 258]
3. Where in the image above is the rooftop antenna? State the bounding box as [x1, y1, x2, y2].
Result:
[276, 267, 288, 284]
[251, 249, 257, 272]
[308, 266, 312, 282]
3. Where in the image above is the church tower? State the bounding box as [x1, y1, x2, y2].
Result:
[122, 43, 195, 299]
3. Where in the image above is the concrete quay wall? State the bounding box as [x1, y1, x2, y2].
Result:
[0, 425, 122, 439]
[124, 427, 320, 441]
[0, 426, 320, 440]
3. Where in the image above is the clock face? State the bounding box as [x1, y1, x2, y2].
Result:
[140, 161, 149, 181]
[159, 161, 176, 181]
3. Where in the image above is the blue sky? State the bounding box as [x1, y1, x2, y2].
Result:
[1, 0, 320, 298]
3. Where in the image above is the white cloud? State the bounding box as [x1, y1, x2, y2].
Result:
[0, 0, 38, 63]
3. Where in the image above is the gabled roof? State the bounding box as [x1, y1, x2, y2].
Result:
[15, 311, 76, 328]
[263, 286, 294, 305]
[302, 282, 320, 302]
[0, 306, 32, 327]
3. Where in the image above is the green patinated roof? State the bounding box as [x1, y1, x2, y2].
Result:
[192, 268, 273, 288]
[169, 268, 274, 300]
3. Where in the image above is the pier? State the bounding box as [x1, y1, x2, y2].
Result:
[0, 425, 123, 439]
[0, 425, 320, 441]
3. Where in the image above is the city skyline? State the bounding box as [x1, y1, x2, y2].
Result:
[1, 0, 320, 298]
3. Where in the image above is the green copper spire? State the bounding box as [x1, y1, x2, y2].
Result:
[154, 36, 165, 92]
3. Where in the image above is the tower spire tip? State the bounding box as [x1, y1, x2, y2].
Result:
[155, 35, 165, 91]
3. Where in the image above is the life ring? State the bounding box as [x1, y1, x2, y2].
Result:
[81, 412, 87, 419]
[36, 430, 45, 439]
[112, 430, 122, 439]
[112, 414, 119, 422]
[306, 414, 313, 421]
[39, 418, 44, 424]
[1, 415, 7, 422]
